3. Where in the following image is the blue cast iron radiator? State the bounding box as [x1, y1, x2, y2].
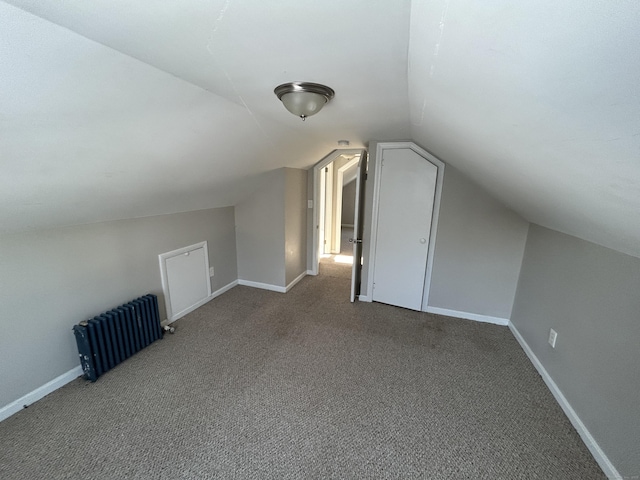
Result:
[73, 294, 162, 382]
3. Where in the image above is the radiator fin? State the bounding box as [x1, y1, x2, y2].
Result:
[73, 294, 162, 382]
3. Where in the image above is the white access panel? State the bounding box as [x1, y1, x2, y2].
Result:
[159, 242, 211, 322]
[372, 148, 437, 311]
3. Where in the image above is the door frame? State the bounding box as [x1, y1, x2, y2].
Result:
[318, 164, 327, 257]
[333, 157, 360, 254]
[311, 148, 366, 275]
[366, 142, 445, 311]
[324, 162, 334, 255]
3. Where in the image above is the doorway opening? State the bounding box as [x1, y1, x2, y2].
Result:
[311, 149, 367, 299]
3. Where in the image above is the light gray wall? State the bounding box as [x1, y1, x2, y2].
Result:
[341, 180, 356, 226]
[0, 207, 237, 408]
[235, 169, 286, 287]
[284, 168, 308, 285]
[329, 156, 350, 253]
[428, 166, 529, 319]
[511, 224, 640, 477]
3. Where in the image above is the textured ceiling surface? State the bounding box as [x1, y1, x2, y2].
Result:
[408, 0, 640, 257]
[2, 0, 639, 257]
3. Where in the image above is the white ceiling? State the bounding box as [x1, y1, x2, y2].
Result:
[2, 0, 640, 257]
[408, 0, 640, 257]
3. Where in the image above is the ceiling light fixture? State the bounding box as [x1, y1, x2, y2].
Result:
[274, 82, 335, 121]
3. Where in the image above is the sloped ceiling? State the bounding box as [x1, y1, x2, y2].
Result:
[0, 0, 411, 232]
[408, 0, 640, 257]
[2, 0, 640, 258]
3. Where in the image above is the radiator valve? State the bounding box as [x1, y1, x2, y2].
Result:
[163, 325, 175, 334]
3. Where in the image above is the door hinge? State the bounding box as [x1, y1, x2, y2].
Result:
[325, 167, 329, 173]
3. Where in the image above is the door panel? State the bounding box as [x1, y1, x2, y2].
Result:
[351, 151, 368, 302]
[372, 148, 437, 310]
[165, 246, 209, 317]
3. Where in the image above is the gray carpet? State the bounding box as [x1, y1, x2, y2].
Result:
[318, 226, 355, 279]
[0, 265, 604, 479]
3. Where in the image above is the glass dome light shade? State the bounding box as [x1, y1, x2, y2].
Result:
[280, 91, 327, 118]
[274, 82, 335, 120]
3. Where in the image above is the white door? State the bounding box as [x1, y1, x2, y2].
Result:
[350, 151, 368, 302]
[372, 148, 437, 310]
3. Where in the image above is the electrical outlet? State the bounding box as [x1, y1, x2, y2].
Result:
[209, 266, 214, 277]
[307, 199, 313, 209]
[548, 328, 558, 348]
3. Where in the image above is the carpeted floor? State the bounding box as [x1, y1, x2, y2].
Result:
[0, 261, 604, 479]
[317, 226, 355, 279]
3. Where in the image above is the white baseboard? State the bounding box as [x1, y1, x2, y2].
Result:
[0, 365, 83, 423]
[306, 269, 317, 276]
[163, 280, 239, 326]
[508, 322, 621, 480]
[238, 279, 286, 293]
[1, 281, 244, 423]
[285, 271, 307, 292]
[238, 272, 308, 294]
[211, 280, 239, 299]
[358, 295, 372, 302]
[425, 306, 509, 326]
